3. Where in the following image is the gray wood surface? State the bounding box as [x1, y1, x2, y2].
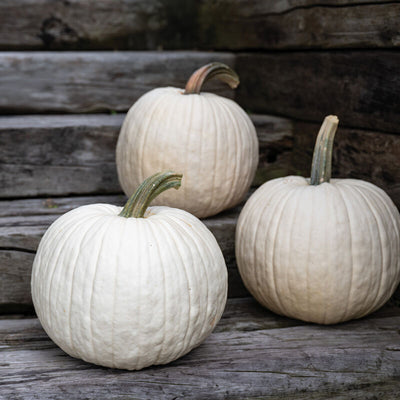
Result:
[1, 0, 399, 50]
[0, 51, 235, 114]
[1, 113, 398, 205]
[0, 114, 294, 198]
[198, 0, 400, 50]
[1, 51, 399, 134]
[236, 51, 400, 134]
[0, 195, 248, 311]
[0, 0, 164, 50]
[0, 115, 123, 197]
[1, 298, 400, 399]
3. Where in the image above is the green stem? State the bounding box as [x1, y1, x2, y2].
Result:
[119, 171, 182, 218]
[184, 62, 239, 95]
[310, 115, 339, 185]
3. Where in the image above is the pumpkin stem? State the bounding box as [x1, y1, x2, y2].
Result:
[119, 171, 182, 218]
[183, 62, 239, 95]
[310, 115, 339, 186]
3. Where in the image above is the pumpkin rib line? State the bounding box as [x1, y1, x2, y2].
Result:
[87, 215, 115, 366]
[156, 215, 192, 362]
[44, 211, 97, 347]
[287, 185, 306, 320]
[65, 212, 104, 359]
[235, 104, 257, 199]
[110, 216, 125, 369]
[155, 217, 187, 362]
[182, 92, 194, 212]
[261, 180, 292, 314]
[321, 184, 344, 323]
[351, 182, 400, 291]
[205, 95, 220, 217]
[239, 180, 287, 311]
[321, 184, 331, 324]
[168, 212, 215, 347]
[348, 185, 383, 316]
[37, 209, 84, 334]
[349, 184, 395, 315]
[146, 217, 167, 367]
[243, 184, 272, 286]
[270, 183, 303, 318]
[349, 181, 400, 239]
[305, 187, 314, 322]
[218, 98, 242, 210]
[246, 188, 270, 305]
[334, 186, 355, 322]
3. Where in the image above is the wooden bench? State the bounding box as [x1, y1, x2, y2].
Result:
[1, 1, 400, 398]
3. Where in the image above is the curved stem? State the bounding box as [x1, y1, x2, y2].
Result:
[119, 171, 182, 218]
[184, 62, 239, 95]
[310, 115, 339, 186]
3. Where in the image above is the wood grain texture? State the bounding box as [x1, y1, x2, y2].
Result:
[236, 51, 400, 134]
[0, 51, 235, 114]
[197, 0, 400, 50]
[0, 0, 165, 50]
[0, 195, 247, 311]
[1, 298, 399, 399]
[0, 115, 124, 197]
[2, 51, 399, 133]
[0, 114, 294, 198]
[1, 0, 399, 50]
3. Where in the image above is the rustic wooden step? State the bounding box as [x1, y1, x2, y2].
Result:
[236, 51, 400, 134]
[0, 51, 235, 114]
[1, 0, 399, 50]
[1, 50, 399, 135]
[1, 297, 400, 399]
[0, 195, 248, 311]
[0, 113, 294, 198]
[1, 113, 398, 208]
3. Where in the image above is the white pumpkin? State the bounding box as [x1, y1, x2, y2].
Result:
[31, 172, 228, 370]
[236, 116, 400, 324]
[116, 62, 259, 219]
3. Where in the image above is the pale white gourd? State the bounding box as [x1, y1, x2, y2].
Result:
[116, 62, 259, 219]
[236, 116, 400, 324]
[31, 172, 228, 370]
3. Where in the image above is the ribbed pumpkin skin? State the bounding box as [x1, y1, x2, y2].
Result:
[236, 176, 400, 324]
[116, 87, 259, 218]
[31, 205, 227, 370]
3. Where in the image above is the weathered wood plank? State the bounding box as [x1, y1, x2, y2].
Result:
[1, 299, 399, 399]
[198, 0, 400, 50]
[2, 297, 400, 349]
[1, 1, 399, 50]
[0, 0, 164, 50]
[0, 52, 235, 114]
[236, 51, 400, 134]
[0, 115, 124, 197]
[0, 114, 294, 198]
[3, 50, 399, 130]
[0, 195, 247, 311]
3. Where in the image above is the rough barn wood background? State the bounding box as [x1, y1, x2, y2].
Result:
[0, 1, 399, 399]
